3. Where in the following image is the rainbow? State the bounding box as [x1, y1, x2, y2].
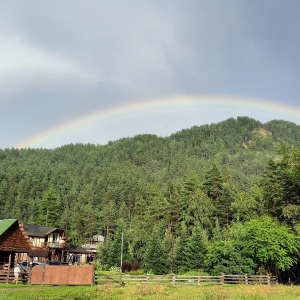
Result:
[18, 96, 300, 149]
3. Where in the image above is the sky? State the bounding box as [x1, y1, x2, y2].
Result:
[1, 0, 300, 149]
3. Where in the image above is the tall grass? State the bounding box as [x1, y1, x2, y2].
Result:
[0, 283, 299, 300]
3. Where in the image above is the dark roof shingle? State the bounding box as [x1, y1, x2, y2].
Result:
[23, 224, 57, 237]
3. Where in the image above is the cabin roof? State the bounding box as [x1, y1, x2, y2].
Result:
[23, 223, 62, 237]
[0, 219, 32, 252]
[0, 219, 18, 236]
[70, 244, 89, 254]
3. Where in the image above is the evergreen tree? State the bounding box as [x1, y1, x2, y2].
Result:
[99, 221, 128, 270]
[260, 146, 300, 221]
[143, 225, 168, 274]
[185, 225, 208, 271]
[219, 182, 236, 227]
[180, 174, 214, 232]
[203, 164, 226, 226]
[174, 223, 189, 273]
[39, 187, 61, 227]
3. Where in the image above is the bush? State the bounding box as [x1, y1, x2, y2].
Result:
[122, 260, 132, 272]
[93, 260, 103, 271]
[110, 266, 121, 272]
[132, 262, 141, 271]
[128, 269, 145, 275]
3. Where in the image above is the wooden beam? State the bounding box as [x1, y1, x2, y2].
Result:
[6, 253, 11, 284]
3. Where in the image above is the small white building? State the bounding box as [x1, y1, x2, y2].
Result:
[81, 234, 105, 253]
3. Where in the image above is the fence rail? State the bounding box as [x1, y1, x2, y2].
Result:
[95, 272, 277, 286]
[0, 269, 28, 284]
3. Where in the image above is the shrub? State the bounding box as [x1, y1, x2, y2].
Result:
[128, 269, 145, 275]
[132, 262, 141, 271]
[122, 260, 132, 272]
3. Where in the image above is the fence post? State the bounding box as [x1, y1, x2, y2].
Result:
[267, 274, 270, 285]
[198, 275, 201, 286]
[244, 273, 248, 284]
[172, 273, 175, 286]
[221, 273, 225, 285]
[147, 273, 150, 285]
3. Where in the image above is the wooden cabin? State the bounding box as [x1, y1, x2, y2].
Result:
[22, 223, 70, 263]
[0, 219, 32, 266]
[0, 220, 95, 268]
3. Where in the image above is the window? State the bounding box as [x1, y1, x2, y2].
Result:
[51, 233, 60, 242]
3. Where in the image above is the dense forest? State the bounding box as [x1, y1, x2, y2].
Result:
[1, 116, 300, 281]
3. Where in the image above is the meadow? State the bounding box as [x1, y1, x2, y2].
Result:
[0, 283, 299, 300]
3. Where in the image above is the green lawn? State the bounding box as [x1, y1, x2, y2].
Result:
[0, 283, 299, 300]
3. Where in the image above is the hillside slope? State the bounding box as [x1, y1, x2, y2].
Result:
[0, 116, 299, 240]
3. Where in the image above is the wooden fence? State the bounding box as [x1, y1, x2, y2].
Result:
[0, 268, 278, 286]
[0, 269, 28, 284]
[95, 272, 277, 286]
[30, 265, 94, 285]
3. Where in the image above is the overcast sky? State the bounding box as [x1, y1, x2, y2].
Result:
[1, 0, 300, 149]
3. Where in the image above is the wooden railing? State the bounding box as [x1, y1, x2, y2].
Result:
[42, 241, 70, 249]
[95, 272, 277, 286]
[0, 269, 28, 284]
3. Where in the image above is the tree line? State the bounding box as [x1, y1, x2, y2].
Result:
[0, 117, 300, 281]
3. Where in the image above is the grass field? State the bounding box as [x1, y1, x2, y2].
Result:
[0, 283, 299, 300]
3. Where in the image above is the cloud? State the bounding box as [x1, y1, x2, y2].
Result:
[0, 34, 100, 87]
[0, 0, 300, 148]
[0, 1, 198, 92]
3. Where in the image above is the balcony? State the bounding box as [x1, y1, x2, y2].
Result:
[82, 243, 99, 251]
[43, 241, 70, 249]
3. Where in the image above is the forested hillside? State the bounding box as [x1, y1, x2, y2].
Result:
[1, 117, 300, 280]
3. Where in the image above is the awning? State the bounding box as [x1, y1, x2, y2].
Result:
[0, 246, 30, 252]
[28, 249, 50, 258]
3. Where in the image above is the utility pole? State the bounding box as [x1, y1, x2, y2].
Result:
[120, 231, 124, 284]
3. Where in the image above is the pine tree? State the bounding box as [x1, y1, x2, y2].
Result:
[185, 226, 208, 271]
[39, 187, 61, 227]
[143, 225, 168, 274]
[180, 174, 214, 232]
[174, 223, 189, 273]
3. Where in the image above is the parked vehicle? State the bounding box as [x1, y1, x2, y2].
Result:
[20, 261, 44, 272]
[47, 261, 69, 265]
